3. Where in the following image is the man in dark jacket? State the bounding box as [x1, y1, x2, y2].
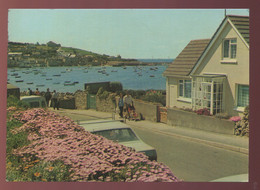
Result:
[44, 88, 52, 107]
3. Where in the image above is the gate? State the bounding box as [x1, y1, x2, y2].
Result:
[157, 106, 167, 123]
[87, 94, 96, 109]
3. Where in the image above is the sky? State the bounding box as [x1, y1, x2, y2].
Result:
[8, 9, 249, 59]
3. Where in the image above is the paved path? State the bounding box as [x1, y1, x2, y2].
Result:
[50, 108, 249, 155]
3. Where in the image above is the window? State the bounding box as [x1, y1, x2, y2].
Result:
[223, 39, 237, 59]
[179, 80, 191, 98]
[237, 85, 249, 107]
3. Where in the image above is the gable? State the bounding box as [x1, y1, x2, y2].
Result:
[190, 15, 249, 76]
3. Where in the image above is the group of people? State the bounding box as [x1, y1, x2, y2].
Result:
[26, 88, 40, 96]
[26, 88, 59, 110]
[118, 91, 135, 118]
[44, 88, 59, 110]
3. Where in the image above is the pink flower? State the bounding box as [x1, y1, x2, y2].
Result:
[229, 116, 241, 122]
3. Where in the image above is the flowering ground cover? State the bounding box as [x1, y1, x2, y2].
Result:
[7, 107, 180, 182]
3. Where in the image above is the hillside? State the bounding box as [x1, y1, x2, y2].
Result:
[7, 41, 141, 68]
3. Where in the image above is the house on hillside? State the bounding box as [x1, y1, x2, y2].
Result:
[163, 15, 249, 117]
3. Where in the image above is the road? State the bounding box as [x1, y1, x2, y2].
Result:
[52, 109, 248, 182]
[129, 124, 248, 182]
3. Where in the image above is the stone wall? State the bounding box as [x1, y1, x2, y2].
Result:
[96, 94, 116, 112]
[74, 90, 88, 109]
[167, 108, 234, 135]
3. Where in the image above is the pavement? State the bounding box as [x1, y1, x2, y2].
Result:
[50, 108, 249, 155]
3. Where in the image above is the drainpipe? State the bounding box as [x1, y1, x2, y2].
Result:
[210, 81, 214, 115]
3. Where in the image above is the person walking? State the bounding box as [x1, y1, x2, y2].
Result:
[51, 90, 59, 110]
[123, 91, 133, 118]
[44, 88, 52, 107]
[118, 93, 124, 118]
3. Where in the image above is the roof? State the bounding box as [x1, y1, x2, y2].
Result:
[7, 83, 19, 89]
[227, 15, 249, 45]
[79, 120, 130, 132]
[163, 39, 211, 77]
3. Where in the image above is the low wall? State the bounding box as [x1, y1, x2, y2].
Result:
[74, 90, 88, 109]
[96, 95, 116, 113]
[59, 98, 76, 109]
[167, 108, 234, 135]
[134, 100, 159, 122]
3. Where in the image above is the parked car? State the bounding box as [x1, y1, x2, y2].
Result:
[79, 120, 157, 161]
[20, 95, 47, 108]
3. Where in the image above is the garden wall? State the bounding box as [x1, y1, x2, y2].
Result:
[58, 98, 75, 109]
[74, 90, 88, 109]
[167, 108, 234, 135]
[96, 95, 116, 113]
[134, 100, 159, 122]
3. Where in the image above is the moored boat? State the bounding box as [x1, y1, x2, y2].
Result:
[16, 80, 24, 82]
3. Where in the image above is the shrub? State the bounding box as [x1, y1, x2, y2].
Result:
[7, 95, 29, 110]
[229, 116, 241, 122]
[7, 108, 180, 182]
[109, 82, 123, 93]
[141, 90, 166, 106]
[196, 108, 211, 116]
[96, 87, 109, 100]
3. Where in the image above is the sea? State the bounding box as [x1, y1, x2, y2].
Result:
[7, 59, 173, 93]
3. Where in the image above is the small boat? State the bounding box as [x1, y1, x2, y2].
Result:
[53, 74, 61, 77]
[16, 80, 24, 82]
[53, 82, 60, 85]
[41, 74, 47, 77]
[11, 73, 19, 76]
[150, 75, 155, 77]
[64, 82, 75, 86]
[27, 82, 34, 85]
[15, 76, 21, 78]
[36, 84, 45, 87]
[64, 81, 71, 83]
[61, 71, 66, 73]
[46, 78, 52, 80]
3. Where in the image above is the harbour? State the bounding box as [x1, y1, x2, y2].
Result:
[7, 65, 168, 93]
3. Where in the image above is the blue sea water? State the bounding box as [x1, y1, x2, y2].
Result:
[8, 65, 168, 93]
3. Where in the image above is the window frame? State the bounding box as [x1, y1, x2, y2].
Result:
[222, 38, 237, 60]
[235, 84, 249, 111]
[178, 79, 192, 100]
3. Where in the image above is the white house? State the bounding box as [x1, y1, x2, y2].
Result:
[164, 15, 249, 116]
